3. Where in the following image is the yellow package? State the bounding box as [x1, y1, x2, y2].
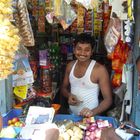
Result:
[54, 0, 63, 16]
[128, 0, 134, 21]
[14, 85, 28, 99]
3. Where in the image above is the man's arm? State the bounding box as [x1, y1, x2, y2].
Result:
[61, 62, 80, 105]
[61, 62, 72, 99]
[101, 128, 122, 140]
[91, 65, 112, 115]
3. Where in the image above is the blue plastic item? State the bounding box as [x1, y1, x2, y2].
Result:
[53, 114, 83, 122]
[53, 114, 118, 128]
[0, 138, 18, 140]
[2, 109, 22, 127]
[1, 109, 24, 140]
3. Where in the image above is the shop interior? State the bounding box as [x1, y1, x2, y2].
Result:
[0, 0, 140, 139]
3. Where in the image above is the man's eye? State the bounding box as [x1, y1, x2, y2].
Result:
[84, 49, 90, 52]
[77, 48, 81, 50]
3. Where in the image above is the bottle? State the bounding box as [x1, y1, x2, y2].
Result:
[40, 65, 52, 93]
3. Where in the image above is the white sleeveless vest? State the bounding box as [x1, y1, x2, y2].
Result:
[69, 60, 99, 115]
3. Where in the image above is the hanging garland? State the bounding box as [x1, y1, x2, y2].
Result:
[0, 0, 20, 79]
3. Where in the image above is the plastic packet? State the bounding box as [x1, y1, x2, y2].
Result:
[46, 12, 54, 24]
[38, 16, 45, 32]
[64, 0, 72, 4]
[54, 0, 64, 17]
[76, 0, 92, 10]
[127, 0, 134, 21]
[14, 0, 35, 46]
[104, 17, 121, 53]
[46, 0, 58, 24]
[90, 0, 99, 9]
[57, 2, 77, 30]
[77, 4, 85, 33]
[112, 73, 122, 87]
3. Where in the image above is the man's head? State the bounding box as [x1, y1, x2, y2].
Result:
[74, 33, 95, 62]
[74, 33, 95, 49]
[136, 56, 140, 73]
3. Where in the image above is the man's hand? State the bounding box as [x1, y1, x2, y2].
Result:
[79, 108, 93, 117]
[44, 128, 59, 140]
[68, 94, 82, 106]
[120, 121, 140, 135]
[101, 127, 122, 140]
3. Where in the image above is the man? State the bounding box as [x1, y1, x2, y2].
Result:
[61, 33, 112, 117]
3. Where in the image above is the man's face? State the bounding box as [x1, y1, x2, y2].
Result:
[74, 42, 93, 62]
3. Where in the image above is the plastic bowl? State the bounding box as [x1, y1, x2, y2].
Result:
[51, 104, 61, 114]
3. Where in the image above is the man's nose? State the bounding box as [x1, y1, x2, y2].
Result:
[80, 50, 86, 55]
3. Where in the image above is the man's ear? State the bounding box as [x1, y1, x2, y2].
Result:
[91, 49, 94, 55]
[73, 47, 76, 54]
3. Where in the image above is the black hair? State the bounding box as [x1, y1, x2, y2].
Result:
[74, 33, 95, 49]
[136, 56, 140, 64]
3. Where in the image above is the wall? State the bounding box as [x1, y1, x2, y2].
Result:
[0, 76, 13, 114]
[131, 0, 140, 127]
[0, 80, 6, 114]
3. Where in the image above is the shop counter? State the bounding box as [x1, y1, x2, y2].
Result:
[53, 114, 118, 128]
[2, 109, 118, 127]
[1, 109, 139, 140]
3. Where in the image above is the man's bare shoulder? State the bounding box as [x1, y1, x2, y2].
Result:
[94, 62, 109, 77]
[66, 60, 76, 72]
[94, 62, 106, 71]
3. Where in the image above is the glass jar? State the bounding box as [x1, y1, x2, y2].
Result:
[40, 65, 52, 93]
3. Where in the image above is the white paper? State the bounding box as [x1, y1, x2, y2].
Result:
[64, 0, 72, 4]
[19, 123, 58, 140]
[110, 0, 127, 20]
[76, 0, 91, 10]
[25, 106, 55, 125]
[115, 128, 133, 140]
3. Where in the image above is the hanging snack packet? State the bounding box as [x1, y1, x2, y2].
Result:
[93, 8, 103, 35]
[102, 2, 112, 34]
[76, 0, 92, 10]
[90, 0, 99, 9]
[64, 0, 72, 4]
[128, 0, 134, 21]
[46, 0, 59, 24]
[54, 0, 64, 17]
[104, 17, 121, 53]
[57, 2, 77, 30]
[84, 9, 93, 33]
[70, 3, 77, 33]
[77, 4, 85, 33]
[12, 57, 34, 87]
[38, 16, 46, 32]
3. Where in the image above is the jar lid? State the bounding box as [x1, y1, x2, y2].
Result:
[40, 64, 52, 69]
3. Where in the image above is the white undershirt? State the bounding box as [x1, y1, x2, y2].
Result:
[69, 60, 99, 115]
